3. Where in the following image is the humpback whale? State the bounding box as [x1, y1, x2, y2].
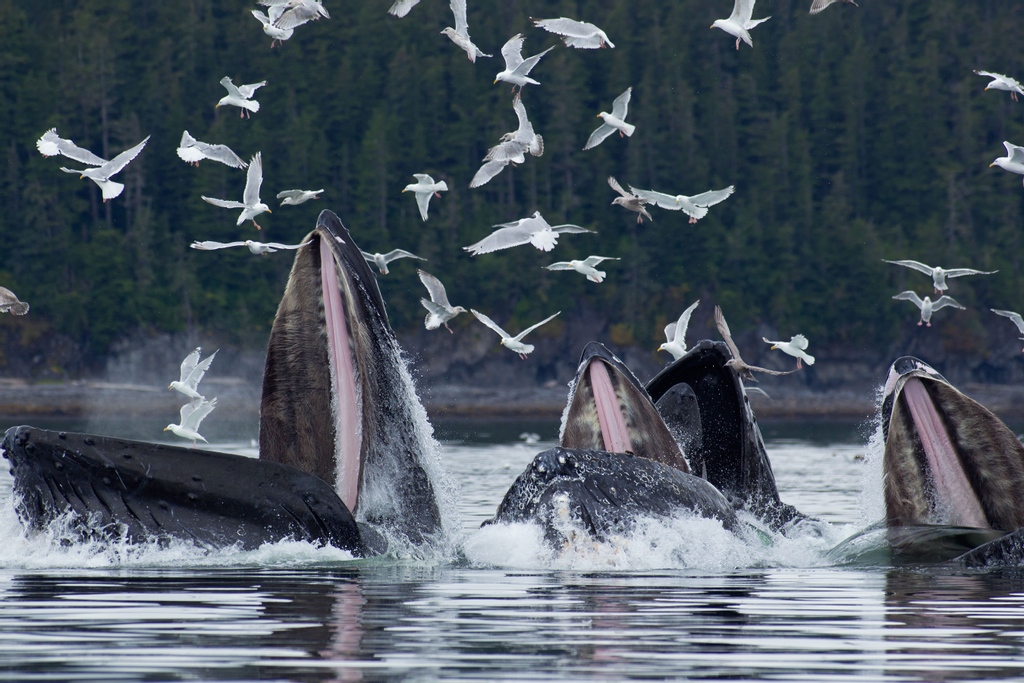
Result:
[2, 210, 446, 555]
[831, 356, 1024, 566]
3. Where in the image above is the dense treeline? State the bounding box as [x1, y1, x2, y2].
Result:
[1, 0, 1023, 375]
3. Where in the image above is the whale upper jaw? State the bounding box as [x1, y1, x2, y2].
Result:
[881, 356, 1024, 531]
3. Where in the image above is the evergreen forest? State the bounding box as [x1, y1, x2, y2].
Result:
[2, 0, 1023, 379]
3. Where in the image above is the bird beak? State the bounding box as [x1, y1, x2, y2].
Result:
[493, 78, 499, 84]
[401, 188, 408, 192]
[990, 163, 996, 167]
[214, 103, 220, 108]
[771, 344, 778, 350]
[167, 383, 173, 389]
[596, 114, 601, 118]
[163, 426, 170, 431]
[267, 208, 272, 213]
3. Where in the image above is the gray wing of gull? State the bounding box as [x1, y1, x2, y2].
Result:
[37, 129, 107, 166]
[470, 160, 508, 187]
[511, 97, 536, 144]
[607, 175, 630, 197]
[670, 299, 700, 343]
[418, 270, 453, 308]
[544, 262, 575, 271]
[714, 305, 745, 363]
[470, 309, 511, 339]
[689, 186, 736, 207]
[414, 190, 433, 221]
[1004, 141, 1024, 164]
[196, 141, 247, 168]
[584, 123, 617, 150]
[243, 153, 264, 207]
[96, 136, 149, 177]
[463, 223, 534, 255]
[220, 76, 242, 98]
[0, 287, 28, 315]
[181, 397, 217, 431]
[485, 140, 527, 163]
[178, 347, 202, 383]
[237, 81, 266, 98]
[932, 296, 965, 311]
[511, 44, 554, 79]
[261, 241, 312, 251]
[513, 311, 560, 342]
[992, 309, 1024, 333]
[202, 196, 246, 209]
[500, 34, 526, 70]
[610, 87, 631, 120]
[389, 0, 420, 17]
[191, 241, 248, 250]
[630, 187, 680, 210]
[943, 268, 998, 278]
[730, 0, 756, 23]
[533, 17, 603, 39]
[883, 259, 935, 276]
[893, 291, 924, 308]
[381, 248, 424, 263]
[580, 255, 618, 267]
[450, 0, 468, 33]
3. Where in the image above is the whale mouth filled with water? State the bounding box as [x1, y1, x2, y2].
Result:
[881, 356, 1024, 531]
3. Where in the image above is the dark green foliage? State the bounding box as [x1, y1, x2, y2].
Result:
[2, 0, 1023, 367]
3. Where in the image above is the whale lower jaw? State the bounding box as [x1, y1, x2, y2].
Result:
[882, 357, 1024, 532]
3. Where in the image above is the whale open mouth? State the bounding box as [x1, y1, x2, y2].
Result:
[881, 357, 1024, 531]
[260, 210, 389, 516]
[560, 342, 688, 472]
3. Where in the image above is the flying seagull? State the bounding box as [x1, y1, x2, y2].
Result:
[809, 0, 858, 15]
[361, 249, 425, 275]
[35, 128, 106, 166]
[532, 16, 614, 49]
[882, 259, 997, 294]
[991, 309, 1024, 352]
[176, 131, 247, 168]
[584, 87, 634, 150]
[260, 0, 330, 30]
[544, 255, 619, 283]
[216, 76, 266, 118]
[0, 287, 29, 315]
[629, 185, 735, 224]
[974, 70, 1024, 102]
[763, 334, 815, 369]
[402, 174, 447, 221]
[442, 0, 491, 62]
[464, 211, 594, 255]
[494, 33, 554, 94]
[608, 176, 652, 223]
[277, 188, 323, 205]
[388, 0, 420, 17]
[251, 8, 293, 46]
[59, 135, 150, 202]
[165, 398, 218, 447]
[201, 152, 271, 230]
[418, 270, 466, 332]
[190, 239, 311, 255]
[471, 309, 560, 359]
[169, 347, 218, 404]
[990, 141, 1024, 186]
[659, 300, 700, 360]
[714, 305, 797, 382]
[893, 291, 965, 326]
[470, 97, 544, 188]
[712, 0, 771, 50]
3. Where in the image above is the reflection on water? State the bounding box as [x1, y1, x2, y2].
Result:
[0, 418, 1024, 681]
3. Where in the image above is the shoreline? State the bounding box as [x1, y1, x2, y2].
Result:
[0, 377, 1020, 423]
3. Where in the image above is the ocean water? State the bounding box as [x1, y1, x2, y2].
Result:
[1, 418, 1023, 681]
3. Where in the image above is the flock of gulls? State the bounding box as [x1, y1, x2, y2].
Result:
[18, 0, 1024, 443]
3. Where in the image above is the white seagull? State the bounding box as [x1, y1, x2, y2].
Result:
[176, 131, 247, 169]
[711, 0, 771, 50]
[470, 309, 560, 359]
[0, 287, 29, 315]
[261, 0, 330, 30]
[990, 141, 1024, 186]
[882, 259, 997, 294]
[361, 249, 425, 275]
[763, 334, 815, 369]
[714, 306, 797, 382]
[418, 270, 467, 333]
[494, 33, 555, 94]
[35, 128, 106, 166]
[471, 97, 544, 187]
[277, 188, 323, 205]
[251, 8, 294, 46]
[388, 0, 420, 17]
[992, 309, 1024, 352]
[584, 87, 634, 150]
[630, 185, 735, 224]
[532, 16, 614, 49]
[442, 0, 491, 62]
[544, 255, 619, 283]
[974, 70, 1024, 102]
[59, 135, 150, 202]
[402, 174, 447, 221]
[190, 239, 311, 255]
[659, 300, 701, 360]
[165, 398, 218, 447]
[464, 211, 594, 255]
[608, 176, 653, 223]
[893, 291, 965, 326]
[168, 347, 218, 404]
[216, 76, 266, 118]
[809, 0, 858, 15]
[201, 152, 271, 230]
